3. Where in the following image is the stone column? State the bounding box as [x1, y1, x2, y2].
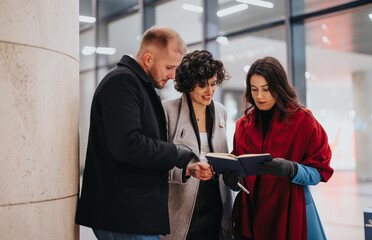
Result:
[352, 72, 372, 182]
[0, 1, 79, 239]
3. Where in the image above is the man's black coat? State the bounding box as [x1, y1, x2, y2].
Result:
[76, 55, 178, 234]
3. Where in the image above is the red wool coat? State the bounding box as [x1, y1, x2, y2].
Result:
[231, 106, 333, 240]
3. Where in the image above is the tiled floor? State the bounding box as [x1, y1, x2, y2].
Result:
[80, 170, 372, 240]
[311, 170, 372, 239]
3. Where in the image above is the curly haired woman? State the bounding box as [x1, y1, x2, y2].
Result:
[161, 50, 234, 240]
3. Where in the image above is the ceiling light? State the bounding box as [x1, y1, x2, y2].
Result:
[182, 3, 203, 13]
[82, 46, 96, 56]
[321, 24, 327, 30]
[217, 4, 248, 17]
[369, 13, 372, 21]
[236, 0, 273, 8]
[96, 47, 116, 55]
[82, 46, 116, 55]
[79, 15, 96, 23]
[322, 36, 329, 43]
[216, 36, 229, 45]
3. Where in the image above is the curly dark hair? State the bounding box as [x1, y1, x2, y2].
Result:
[244, 56, 303, 117]
[174, 50, 230, 93]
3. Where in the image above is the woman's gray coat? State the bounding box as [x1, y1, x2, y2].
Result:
[161, 94, 234, 240]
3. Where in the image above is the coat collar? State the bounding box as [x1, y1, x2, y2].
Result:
[117, 55, 152, 85]
[183, 93, 215, 152]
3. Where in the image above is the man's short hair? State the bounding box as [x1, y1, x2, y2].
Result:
[139, 25, 187, 55]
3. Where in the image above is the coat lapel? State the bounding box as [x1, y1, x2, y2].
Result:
[172, 94, 200, 159]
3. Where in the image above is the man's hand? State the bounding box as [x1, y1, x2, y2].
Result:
[175, 144, 196, 169]
[258, 158, 298, 179]
[186, 162, 214, 181]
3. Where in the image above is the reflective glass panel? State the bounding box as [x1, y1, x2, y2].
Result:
[80, 0, 92, 16]
[218, 0, 285, 35]
[79, 70, 96, 170]
[79, 0, 93, 28]
[107, 13, 141, 65]
[155, 0, 203, 44]
[98, 0, 138, 20]
[292, 0, 359, 16]
[219, 26, 286, 151]
[305, 4, 372, 173]
[80, 29, 95, 71]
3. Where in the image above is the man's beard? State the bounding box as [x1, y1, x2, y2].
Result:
[148, 67, 164, 89]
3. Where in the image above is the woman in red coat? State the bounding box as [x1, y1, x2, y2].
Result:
[223, 56, 334, 240]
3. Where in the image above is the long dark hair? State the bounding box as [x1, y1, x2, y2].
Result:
[244, 56, 302, 118]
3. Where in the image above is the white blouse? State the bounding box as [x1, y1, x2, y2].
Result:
[199, 132, 209, 164]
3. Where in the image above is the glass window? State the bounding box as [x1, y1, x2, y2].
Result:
[79, 0, 93, 28]
[79, 70, 96, 171]
[218, 0, 285, 36]
[98, 0, 138, 20]
[305, 4, 372, 170]
[187, 44, 204, 53]
[80, 0, 92, 16]
[220, 26, 286, 92]
[219, 26, 286, 151]
[155, 0, 203, 44]
[80, 28, 95, 72]
[107, 13, 141, 65]
[97, 66, 111, 84]
[292, 0, 359, 16]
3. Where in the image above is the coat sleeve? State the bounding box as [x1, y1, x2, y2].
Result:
[100, 73, 178, 170]
[168, 167, 188, 184]
[291, 164, 322, 186]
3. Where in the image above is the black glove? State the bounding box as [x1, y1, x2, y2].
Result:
[222, 169, 241, 191]
[175, 144, 195, 169]
[258, 158, 298, 179]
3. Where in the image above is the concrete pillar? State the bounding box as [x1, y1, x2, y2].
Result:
[0, 1, 79, 239]
[352, 72, 372, 182]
